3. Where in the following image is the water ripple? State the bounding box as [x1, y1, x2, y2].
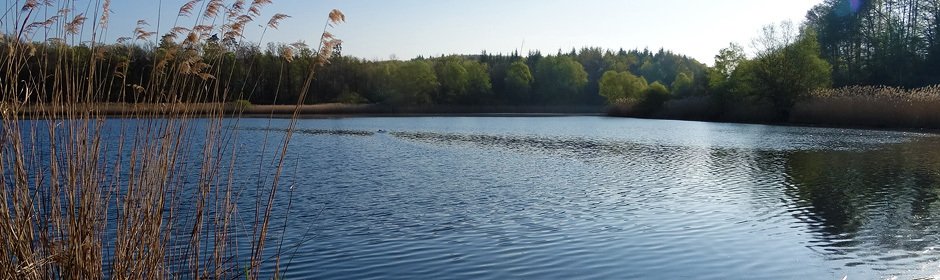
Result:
[217, 117, 940, 279]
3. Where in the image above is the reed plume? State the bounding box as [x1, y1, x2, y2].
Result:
[0, 0, 344, 278]
[792, 85, 940, 128]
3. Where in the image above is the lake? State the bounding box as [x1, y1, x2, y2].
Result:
[18, 116, 939, 279]
[220, 116, 939, 279]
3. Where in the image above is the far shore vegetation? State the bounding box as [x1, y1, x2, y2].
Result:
[7, 1, 940, 129]
[3, 2, 938, 129]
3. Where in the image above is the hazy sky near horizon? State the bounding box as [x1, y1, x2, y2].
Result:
[88, 0, 822, 65]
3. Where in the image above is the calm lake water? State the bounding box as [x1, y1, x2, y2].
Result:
[22, 116, 939, 279]
[223, 116, 940, 279]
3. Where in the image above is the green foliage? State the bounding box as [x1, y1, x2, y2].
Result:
[390, 60, 438, 105]
[806, 0, 940, 87]
[713, 43, 746, 80]
[751, 27, 832, 116]
[638, 81, 670, 113]
[670, 72, 694, 97]
[599, 70, 648, 103]
[708, 43, 748, 99]
[575, 47, 607, 104]
[603, 50, 635, 73]
[309, 56, 366, 104]
[505, 60, 534, 103]
[705, 24, 832, 120]
[726, 59, 760, 100]
[429, 57, 492, 105]
[1, 39, 710, 110]
[362, 61, 399, 104]
[533, 56, 588, 104]
[434, 57, 471, 104]
[647, 81, 669, 95]
[460, 59, 493, 104]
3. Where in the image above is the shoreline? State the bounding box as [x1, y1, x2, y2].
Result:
[246, 112, 940, 136]
[244, 112, 605, 119]
[11, 103, 940, 135]
[13, 103, 608, 121]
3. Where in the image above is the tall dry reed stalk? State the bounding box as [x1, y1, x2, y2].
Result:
[792, 85, 940, 128]
[0, 0, 343, 278]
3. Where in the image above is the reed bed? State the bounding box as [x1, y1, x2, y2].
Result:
[656, 96, 720, 120]
[791, 85, 940, 128]
[1, 0, 343, 279]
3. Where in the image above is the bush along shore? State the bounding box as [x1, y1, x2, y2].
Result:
[608, 85, 940, 130]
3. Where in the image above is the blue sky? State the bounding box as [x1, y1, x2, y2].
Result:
[39, 0, 823, 65]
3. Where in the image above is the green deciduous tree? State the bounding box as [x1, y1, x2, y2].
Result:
[533, 56, 588, 104]
[461, 59, 493, 104]
[2, 37, 715, 109]
[671, 72, 694, 97]
[709, 43, 747, 92]
[363, 61, 399, 104]
[714, 43, 746, 79]
[751, 24, 832, 116]
[576, 47, 607, 104]
[434, 57, 470, 104]
[505, 60, 534, 104]
[806, 0, 940, 87]
[638, 81, 671, 113]
[390, 60, 438, 105]
[599, 70, 648, 103]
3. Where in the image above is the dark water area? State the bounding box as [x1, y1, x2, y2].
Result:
[16, 116, 940, 279]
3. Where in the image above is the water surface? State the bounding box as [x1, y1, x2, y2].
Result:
[18, 116, 927, 278]
[226, 116, 940, 279]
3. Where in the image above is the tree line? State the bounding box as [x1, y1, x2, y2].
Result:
[254, 45, 716, 113]
[3, 0, 937, 123]
[694, 0, 940, 121]
[0, 36, 709, 109]
[807, 0, 940, 88]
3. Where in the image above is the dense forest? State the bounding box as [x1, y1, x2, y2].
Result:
[700, 0, 940, 122]
[0, 38, 707, 108]
[3, 0, 939, 123]
[808, 0, 940, 88]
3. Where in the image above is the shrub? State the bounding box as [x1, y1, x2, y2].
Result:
[636, 81, 670, 114]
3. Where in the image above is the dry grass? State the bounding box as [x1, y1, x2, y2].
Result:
[792, 85, 940, 128]
[605, 99, 643, 117]
[1, 0, 343, 279]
